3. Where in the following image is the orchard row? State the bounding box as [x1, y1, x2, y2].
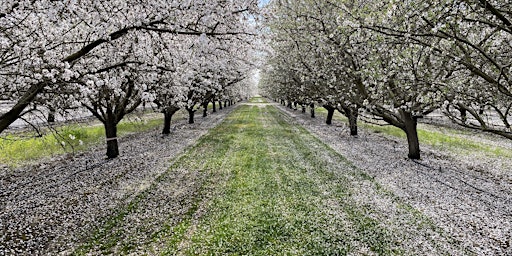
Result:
[0, 1, 262, 158]
[260, 0, 511, 159]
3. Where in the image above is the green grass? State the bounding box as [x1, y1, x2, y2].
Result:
[74, 103, 464, 255]
[0, 113, 168, 166]
[248, 96, 268, 103]
[315, 107, 512, 158]
[182, 106, 398, 255]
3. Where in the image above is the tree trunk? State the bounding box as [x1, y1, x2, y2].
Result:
[348, 109, 358, 136]
[202, 102, 208, 117]
[341, 106, 359, 136]
[310, 103, 315, 118]
[104, 120, 119, 159]
[302, 105, 306, 113]
[219, 100, 223, 110]
[224, 101, 228, 108]
[293, 102, 298, 110]
[400, 110, 420, 159]
[324, 105, 335, 125]
[460, 108, 467, 123]
[186, 108, 195, 124]
[162, 107, 179, 134]
[47, 107, 56, 123]
[212, 100, 217, 113]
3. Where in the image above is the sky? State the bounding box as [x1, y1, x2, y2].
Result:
[259, 0, 270, 7]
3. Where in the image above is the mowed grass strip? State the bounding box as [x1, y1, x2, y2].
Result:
[162, 105, 463, 255]
[74, 104, 466, 255]
[0, 112, 170, 166]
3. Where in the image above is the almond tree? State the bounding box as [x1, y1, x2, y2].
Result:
[368, 0, 512, 139]
[0, 0, 260, 135]
[263, 0, 446, 159]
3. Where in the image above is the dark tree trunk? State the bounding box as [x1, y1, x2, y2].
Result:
[460, 108, 467, 123]
[478, 105, 485, 115]
[287, 101, 292, 109]
[186, 107, 195, 124]
[47, 107, 56, 123]
[104, 119, 119, 159]
[310, 103, 315, 118]
[341, 106, 359, 136]
[162, 107, 179, 134]
[202, 102, 208, 117]
[219, 100, 223, 110]
[212, 100, 217, 113]
[302, 104, 306, 113]
[348, 109, 358, 136]
[324, 105, 335, 125]
[400, 110, 420, 159]
[293, 102, 298, 110]
[224, 101, 228, 108]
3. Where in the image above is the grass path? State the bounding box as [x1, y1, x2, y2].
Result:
[75, 102, 467, 255]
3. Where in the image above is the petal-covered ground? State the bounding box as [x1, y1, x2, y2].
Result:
[277, 103, 512, 255]
[1, 100, 511, 255]
[0, 107, 236, 255]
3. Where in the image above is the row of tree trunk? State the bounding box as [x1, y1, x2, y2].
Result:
[278, 99, 421, 160]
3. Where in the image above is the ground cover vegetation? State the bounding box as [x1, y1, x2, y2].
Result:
[260, 0, 512, 159]
[1, 0, 511, 254]
[71, 104, 467, 255]
[2, 98, 510, 254]
[0, 104, 238, 255]
[275, 100, 512, 255]
[0, 111, 175, 166]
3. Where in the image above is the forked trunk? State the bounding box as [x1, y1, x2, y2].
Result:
[104, 120, 119, 159]
[400, 110, 420, 159]
[324, 105, 335, 125]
